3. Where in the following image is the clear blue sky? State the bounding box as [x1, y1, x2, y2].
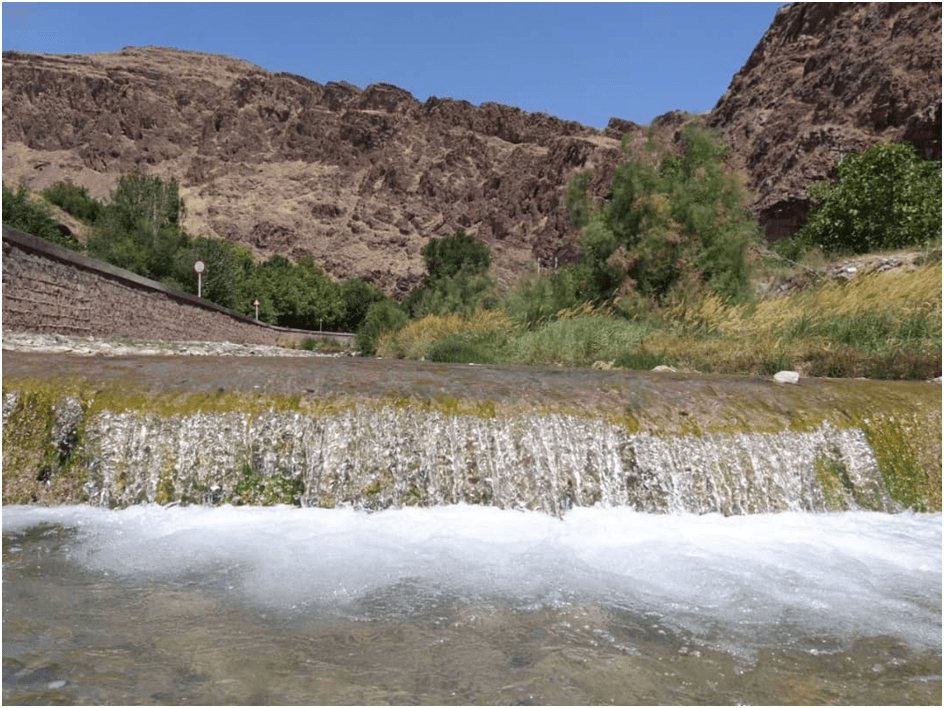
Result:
[2, 2, 784, 128]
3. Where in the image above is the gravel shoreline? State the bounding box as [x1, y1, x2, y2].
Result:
[1, 332, 350, 358]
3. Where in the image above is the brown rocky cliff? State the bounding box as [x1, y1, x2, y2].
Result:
[708, 2, 942, 240]
[3, 4, 940, 291]
[1, 47, 630, 294]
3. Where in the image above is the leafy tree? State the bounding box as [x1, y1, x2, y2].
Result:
[404, 271, 498, 319]
[796, 141, 942, 254]
[87, 173, 189, 282]
[105, 172, 184, 234]
[2, 182, 81, 251]
[404, 228, 496, 317]
[248, 254, 344, 330]
[503, 265, 581, 328]
[562, 170, 592, 228]
[338, 278, 387, 332]
[176, 236, 244, 310]
[567, 123, 758, 303]
[87, 218, 189, 282]
[422, 228, 491, 282]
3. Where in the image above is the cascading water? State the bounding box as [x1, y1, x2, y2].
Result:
[3, 389, 940, 704]
[65, 405, 895, 514]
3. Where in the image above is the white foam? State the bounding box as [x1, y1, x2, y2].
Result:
[3, 505, 940, 653]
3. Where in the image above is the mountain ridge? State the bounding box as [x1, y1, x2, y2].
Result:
[3, 2, 940, 293]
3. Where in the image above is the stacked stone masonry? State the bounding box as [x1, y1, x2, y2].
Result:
[2, 227, 350, 347]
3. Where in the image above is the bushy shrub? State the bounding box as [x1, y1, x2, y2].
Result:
[405, 229, 497, 318]
[512, 315, 655, 367]
[422, 228, 490, 282]
[502, 266, 582, 328]
[42, 182, 102, 224]
[356, 299, 408, 356]
[425, 331, 510, 365]
[566, 124, 759, 304]
[339, 278, 387, 332]
[403, 271, 498, 318]
[379, 310, 513, 361]
[2, 182, 81, 251]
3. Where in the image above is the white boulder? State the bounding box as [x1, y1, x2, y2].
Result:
[773, 370, 801, 384]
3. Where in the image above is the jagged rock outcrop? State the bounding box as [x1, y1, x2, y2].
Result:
[708, 2, 942, 240]
[1, 47, 630, 293]
[2, 3, 940, 289]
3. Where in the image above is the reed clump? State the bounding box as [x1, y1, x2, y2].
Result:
[377, 310, 515, 363]
[376, 260, 940, 379]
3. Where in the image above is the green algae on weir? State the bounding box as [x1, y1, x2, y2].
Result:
[2, 372, 940, 512]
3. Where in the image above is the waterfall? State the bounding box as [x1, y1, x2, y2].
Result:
[59, 404, 895, 514]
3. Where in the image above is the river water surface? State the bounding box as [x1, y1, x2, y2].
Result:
[3, 505, 941, 705]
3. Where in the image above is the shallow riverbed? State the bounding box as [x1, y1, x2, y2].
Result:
[3, 505, 940, 705]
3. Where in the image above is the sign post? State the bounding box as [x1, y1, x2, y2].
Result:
[193, 260, 206, 298]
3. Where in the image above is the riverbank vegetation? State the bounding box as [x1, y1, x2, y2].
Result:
[3, 129, 940, 379]
[372, 131, 941, 379]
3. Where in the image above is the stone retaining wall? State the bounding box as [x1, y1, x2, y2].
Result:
[2, 226, 353, 347]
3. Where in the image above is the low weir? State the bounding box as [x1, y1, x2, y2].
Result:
[2, 358, 939, 514]
[3, 353, 941, 704]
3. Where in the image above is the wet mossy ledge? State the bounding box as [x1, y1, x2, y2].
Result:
[2, 373, 940, 514]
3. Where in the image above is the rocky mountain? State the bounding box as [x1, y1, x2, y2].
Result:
[1, 47, 632, 294]
[708, 2, 941, 240]
[3, 2, 940, 293]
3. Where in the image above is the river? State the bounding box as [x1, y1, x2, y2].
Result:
[3, 504, 940, 705]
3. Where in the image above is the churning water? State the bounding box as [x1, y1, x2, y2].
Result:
[3, 504, 941, 705]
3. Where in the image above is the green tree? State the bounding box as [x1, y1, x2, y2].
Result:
[797, 142, 942, 254]
[503, 265, 581, 328]
[87, 173, 190, 282]
[405, 271, 498, 319]
[106, 172, 184, 234]
[356, 299, 408, 356]
[405, 228, 496, 317]
[422, 228, 491, 282]
[2, 182, 82, 251]
[562, 170, 592, 228]
[567, 123, 758, 303]
[338, 278, 387, 332]
[248, 254, 344, 330]
[175, 236, 243, 310]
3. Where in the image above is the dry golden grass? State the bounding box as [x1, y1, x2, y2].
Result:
[648, 262, 942, 377]
[377, 310, 514, 360]
[672, 262, 941, 338]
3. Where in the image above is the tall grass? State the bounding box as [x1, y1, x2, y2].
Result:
[374, 262, 940, 379]
[650, 262, 942, 377]
[377, 310, 514, 362]
[512, 315, 657, 367]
